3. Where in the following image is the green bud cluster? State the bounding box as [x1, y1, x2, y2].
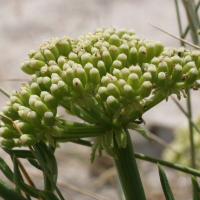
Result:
[1, 27, 200, 160]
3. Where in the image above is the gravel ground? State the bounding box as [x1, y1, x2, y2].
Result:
[0, 1, 199, 199]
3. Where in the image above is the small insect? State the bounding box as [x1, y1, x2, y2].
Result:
[178, 51, 182, 58]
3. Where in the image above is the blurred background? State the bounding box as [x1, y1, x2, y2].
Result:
[0, 0, 200, 199]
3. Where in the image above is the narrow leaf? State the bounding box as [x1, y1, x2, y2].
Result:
[0, 179, 27, 200]
[39, 190, 60, 200]
[158, 164, 175, 200]
[191, 176, 200, 200]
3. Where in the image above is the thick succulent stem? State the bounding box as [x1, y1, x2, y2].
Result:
[113, 129, 146, 200]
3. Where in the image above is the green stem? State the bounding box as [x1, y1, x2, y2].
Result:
[113, 129, 146, 200]
[182, 0, 200, 38]
[174, 0, 184, 46]
[70, 139, 200, 177]
[171, 96, 200, 133]
[0, 86, 11, 98]
[187, 91, 196, 169]
[134, 152, 200, 177]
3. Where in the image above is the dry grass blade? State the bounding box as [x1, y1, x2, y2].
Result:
[149, 23, 200, 49]
[88, 167, 116, 191]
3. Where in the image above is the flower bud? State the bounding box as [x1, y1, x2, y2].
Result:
[110, 60, 123, 73]
[57, 56, 67, 69]
[157, 72, 167, 87]
[30, 60, 46, 71]
[40, 65, 51, 77]
[122, 33, 131, 40]
[108, 34, 120, 47]
[139, 81, 152, 98]
[98, 87, 109, 101]
[69, 52, 80, 63]
[119, 44, 129, 58]
[102, 51, 112, 72]
[12, 103, 21, 112]
[97, 61, 107, 77]
[35, 100, 49, 117]
[146, 42, 155, 63]
[91, 47, 99, 54]
[129, 65, 142, 78]
[2, 106, 19, 120]
[43, 111, 55, 127]
[129, 47, 137, 66]
[39, 91, 48, 100]
[57, 81, 70, 96]
[151, 57, 159, 68]
[191, 50, 200, 67]
[117, 53, 127, 68]
[37, 77, 46, 91]
[81, 53, 92, 67]
[158, 61, 168, 73]
[20, 134, 37, 146]
[118, 28, 127, 38]
[138, 46, 147, 65]
[155, 41, 164, 56]
[84, 63, 93, 81]
[56, 40, 71, 57]
[185, 68, 198, 85]
[102, 41, 109, 48]
[19, 89, 31, 105]
[113, 68, 123, 80]
[77, 68, 87, 86]
[147, 64, 157, 83]
[137, 40, 146, 50]
[30, 82, 41, 96]
[127, 73, 139, 91]
[172, 64, 183, 82]
[171, 55, 182, 67]
[73, 78, 84, 93]
[66, 68, 75, 87]
[27, 111, 42, 128]
[28, 50, 37, 59]
[109, 45, 119, 61]
[44, 49, 56, 62]
[90, 68, 100, 86]
[0, 127, 20, 139]
[16, 121, 35, 134]
[21, 61, 35, 75]
[44, 94, 58, 109]
[34, 52, 46, 62]
[107, 83, 120, 98]
[92, 52, 101, 68]
[124, 85, 135, 102]
[182, 61, 196, 74]
[0, 138, 15, 148]
[50, 84, 63, 100]
[99, 46, 107, 55]
[42, 76, 52, 91]
[18, 108, 31, 122]
[49, 65, 62, 75]
[121, 68, 130, 81]
[128, 29, 136, 36]
[163, 56, 173, 75]
[106, 96, 120, 110]
[139, 72, 152, 86]
[63, 63, 70, 71]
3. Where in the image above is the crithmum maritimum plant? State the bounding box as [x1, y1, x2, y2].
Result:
[0, 26, 200, 200]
